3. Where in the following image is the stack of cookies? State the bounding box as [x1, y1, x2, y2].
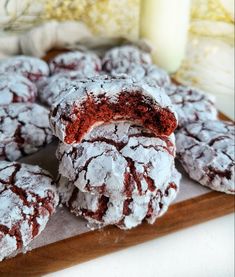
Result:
[0, 44, 233, 262]
[42, 45, 234, 197]
[48, 46, 181, 229]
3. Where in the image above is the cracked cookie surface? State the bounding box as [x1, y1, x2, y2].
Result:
[0, 161, 58, 261]
[49, 76, 177, 144]
[58, 167, 180, 229]
[49, 51, 102, 75]
[102, 45, 152, 72]
[57, 122, 176, 198]
[166, 84, 217, 127]
[0, 103, 53, 161]
[0, 74, 37, 105]
[176, 120, 235, 194]
[0, 56, 49, 83]
[108, 63, 170, 88]
[39, 71, 100, 107]
[102, 46, 169, 87]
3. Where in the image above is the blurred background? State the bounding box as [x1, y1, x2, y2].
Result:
[0, 0, 234, 120]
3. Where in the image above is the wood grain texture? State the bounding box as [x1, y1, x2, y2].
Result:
[0, 50, 234, 276]
[0, 191, 234, 276]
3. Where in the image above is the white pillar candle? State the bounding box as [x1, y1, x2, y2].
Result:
[140, 0, 191, 73]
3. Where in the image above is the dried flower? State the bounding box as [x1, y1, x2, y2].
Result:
[42, 0, 140, 39]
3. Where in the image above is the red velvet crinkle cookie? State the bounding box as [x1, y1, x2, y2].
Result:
[39, 71, 95, 106]
[176, 120, 235, 194]
[102, 45, 152, 72]
[49, 76, 177, 144]
[0, 103, 53, 161]
[57, 122, 176, 198]
[49, 51, 102, 75]
[0, 161, 58, 261]
[109, 63, 170, 88]
[0, 74, 37, 105]
[0, 56, 49, 82]
[166, 84, 218, 127]
[57, 167, 180, 230]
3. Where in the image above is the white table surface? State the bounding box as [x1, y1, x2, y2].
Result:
[46, 98, 235, 277]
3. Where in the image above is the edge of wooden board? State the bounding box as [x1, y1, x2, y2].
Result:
[0, 191, 234, 276]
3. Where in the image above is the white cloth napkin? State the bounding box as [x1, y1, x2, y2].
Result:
[0, 20, 92, 59]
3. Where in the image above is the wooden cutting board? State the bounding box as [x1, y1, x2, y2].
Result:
[0, 51, 234, 277]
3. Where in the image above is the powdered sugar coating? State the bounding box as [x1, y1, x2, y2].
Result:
[39, 71, 101, 106]
[176, 120, 235, 194]
[0, 56, 49, 83]
[102, 45, 152, 72]
[57, 122, 176, 198]
[0, 161, 59, 261]
[49, 75, 177, 144]
[49, 51, 102, 75]
[109, 63, 170, 88]
[57, 167, 180, 230]
[166, 84, 218, 127]
[0, 103, 53, 161]
[0, 233, 17, 262]
[0, 74, 37, 105]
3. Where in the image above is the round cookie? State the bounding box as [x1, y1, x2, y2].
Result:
[39, 71, 86, 106]
[57, 167, 180, 230]
[102, 45, 152, 72]
[166, 84, 217, 127]
[0, 161, 58, 261]
[57, 122, 176, 198]
[0, 103, 53, 161]
[0, 56, 49, 83]
[0, 74, 37, 105]
[176, 120, 235, 194]
[49, 76, 177, 144]
[49, 51, 102, 75]
[109, 63, 170, 88]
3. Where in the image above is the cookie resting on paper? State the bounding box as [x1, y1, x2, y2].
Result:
[166, 84, 217, 127]
[49, 51, 102, 75]
[0, 56, 49, 83]
[102, 45, 152, 72]
[57, 167, 180, 230]
[49, 76, 178, 144]
[0, 161, 58, 261]
[0, 74, 37, 105]
[176, 120, 235, 194]
[0, 103, 53, 161]
[57, 122, 176, 198]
